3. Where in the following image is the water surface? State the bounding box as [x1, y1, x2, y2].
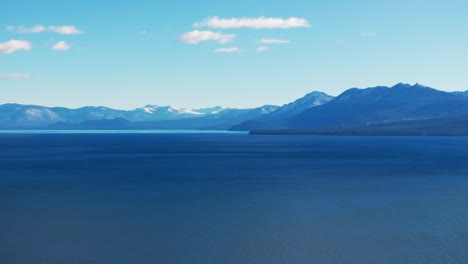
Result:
[1, 133, 468, 264]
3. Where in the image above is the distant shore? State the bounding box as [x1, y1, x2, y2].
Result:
[249, 128, 468, 136]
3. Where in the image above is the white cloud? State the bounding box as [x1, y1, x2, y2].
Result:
[52, 41, 71, 51]
[258, 38, 291, 44]
[0, 39, 32, 54]
[179, 30, 235, 44]
[194, 16, 311, 29]
[256, 46, 269, 52]
[6, 25, 83, 34]
[6, 25, 46, 33]
[360, 32, 377, 37]
[48, 26, 83, 34]
[214, 47, 241, 53]
[0, 73, 32, 80]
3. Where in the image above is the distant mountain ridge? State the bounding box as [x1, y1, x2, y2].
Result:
[288, 83, 468, 129]
[0, 102, 281, 130]
[2, 83, 468, 135]
[230, 91, 334, 130]
[246, 83, 468, 135]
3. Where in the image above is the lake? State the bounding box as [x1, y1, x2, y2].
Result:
[1, 132, 468, 264]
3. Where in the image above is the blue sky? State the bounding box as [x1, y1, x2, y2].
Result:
[1, 0, 467, 109]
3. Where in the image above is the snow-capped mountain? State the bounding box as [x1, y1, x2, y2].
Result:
[193, 106, 225, 115]
[266, 91, 334, 119]
[229, 91, 334, 131]
[0, 104, 63, 127]
[127, 105, 205, 121]
[0, 102, 279, 129]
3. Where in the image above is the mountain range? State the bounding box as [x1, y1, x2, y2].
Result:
[0, 102, 283, 130]
[248, 83, 468, 135]
[1, 83, 468, 135]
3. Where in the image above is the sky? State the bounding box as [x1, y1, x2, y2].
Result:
[1, 0, 468, 109]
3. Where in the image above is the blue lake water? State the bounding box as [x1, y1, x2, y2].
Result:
[1, 132, 468, 264]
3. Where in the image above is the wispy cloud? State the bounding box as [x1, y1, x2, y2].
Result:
[360, 32, 377, 37]
[6, 25, 83, 34]
[48, 26, 82, 34]
[179, 30, 235, 44]
[214, 47, 241, 53]
[52, 41, 71, 51]
[6, 25, 46, 33]
[0, 72, 32, 80]
[194, 17, 311, 29]
[0, 39, 32, 54]
[256, 46, 269, 52]
[258, 38, 291, 44]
